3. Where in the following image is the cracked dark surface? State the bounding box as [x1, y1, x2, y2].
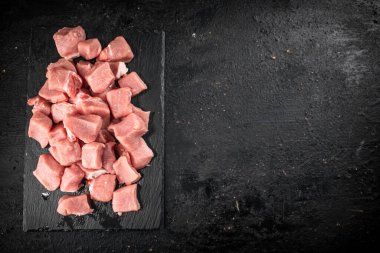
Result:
[1, 0, 380, 252]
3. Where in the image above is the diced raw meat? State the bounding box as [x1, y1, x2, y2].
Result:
[81, 142, 105, 169]
[66, 128, 77, 142]
[115, 143, 132, 163]
[118, 72, 147, 96]
[57, 194, 93, 216]
[85, 62, 115, 93]
[38, 80, 68, 103]
[49, 139, 81, 166]
[51, 102, 77, 123]
[132, 105, 150, 129]
[27, 96, 51, 116]
[109, 62, 128, 79]
[102, 142, 116, 173]
[53, 26, 86, 59]
[48, 123, 67, 146]
[78, 38, 102, 60]
[91, 82, 116, 102]
[112, 184, 140, 215]
[76, 96, 110, 120]
[113, 156, 141, 184]
[47, 67, 83, 98]
[28, 111, 53, 148]
[80, 167, 107, 179]
[127, 138, 154, 169]
[98, 36, 134, 63]
[60, 164, 85, 192]
[76, 60, 93, 79]
[106, 87, 133, 118]
[68, 89, 91, 104]
[33, 154, 64, 191]
[63, 114, 102, 143]
[46, 58, 77, 76]
[88, 174, 116, 202]
[96, 129, 116, 143]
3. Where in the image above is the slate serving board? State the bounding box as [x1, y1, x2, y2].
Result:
[23, 26, 165, 231]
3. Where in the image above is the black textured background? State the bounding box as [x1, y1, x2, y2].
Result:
[1, 0, 380, 252]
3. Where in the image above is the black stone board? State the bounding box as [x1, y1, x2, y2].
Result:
[23, 26, 165, 231]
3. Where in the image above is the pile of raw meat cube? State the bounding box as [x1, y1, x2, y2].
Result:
[27, 26, 153, 216]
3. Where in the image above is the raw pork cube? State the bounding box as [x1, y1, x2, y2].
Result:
[76, 96, 110, 128]
[28, 111, 53, 148]
[33, 154, 64, 191]
[132, 105, 150, 129]
[102, 142, 116, 173]
[48, 123, 67, 146]
[109, 62, 128, 79]
[118, 72, 147, 96]
[91, 82, 116, 102]
[27, 96, 51, 116]
[106, 87, 133, 118]
[112, 184, 140, 215]
[76, 60, 93, 79]
[115, 144, 132, 164]
[127, 138, 154, 169]
[53, 26, 86, 59]
[51, 102, 77, 123]
[47, 68, 83, 98]
[49, 139, 81, 166]
[46, 58, 77, 76]
[78, 38, 101, 60]
[63, 114, 102, 143]
[38, 80, 68, 103]
[96, 129, 116, 143]
[60, 164, 85, 192]
[85, 62, 115, 93]
[78, 166, 107, 180]
[88, 174, 116, 202]
[81, 142, 105, 169]
[69, 89, 91, 104]
[57, 194, 93, 216]
[113, 156, 141, 185]
[98, 36, 134, 63]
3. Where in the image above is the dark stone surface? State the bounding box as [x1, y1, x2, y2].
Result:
[1, 0, 380, 251]
[23, 27, 164, 230]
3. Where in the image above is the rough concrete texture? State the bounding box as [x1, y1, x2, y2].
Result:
[0, 0, 379, 252]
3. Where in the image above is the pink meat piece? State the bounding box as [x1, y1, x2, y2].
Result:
[106, 87, 133, 118]
[96, 129, 116, 143]
[118, 72, 147, 96]
[113, 156, 141, 185]
[48, 123, 67, 146]
[132, 105, 150, 129]
[78, 38, 102, 60]
[112, 184, 140, 215]
[76, 60, 93, 80]
[60, 164, 85, 192]
[109, 62, 128, 79]
[63, 114, 102, 143]
[38, 80, 68, 103]
[51, 102, 77, 123]
[46, 58, 77, 76]
[33, 154, 64, 191]
[85, 62, 115, 93]
[102, 142, 116, 173]
[91, 82, 116, 102]
[75, 96, 110, 128]
[88, 174, 116, 202]
[66, 128, 77, 142]
[81, 142, 105, 169]
[78, 166, 107, 180]
[27, 96, 51, 116]
[98, 36, 134, 63]
[69, 89, 91, 104]
[28, 111, 53, 148]
[127, 137, 154, 169]
[115, 143, 131, 163]
[49, 139, 81, 166]
[53, 26, 86, 59]
[47, 67, 83, 98]
[57, 194, 93, 216]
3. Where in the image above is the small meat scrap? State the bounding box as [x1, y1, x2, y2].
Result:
[28, 111, 53, 148]
[85, 62, 115, 93]
[113, 156, 141, 185]
[63, 114, 102, 143]
[127, 137, 154, 169]
[98, 36, 134, 63]
[57, 194, 93, 216]
[49, 139, 81, 166]
[27, 96, 51, 116]
[53, 26, 86, 59]
[109, 62, 128, 79]
[89, 174, 116, 202]
[48, 123, 67, 146]
[78, 38, 102, 60]
[106, 87, 133, 118]
[81, 142, 105, 169]
[51, 102, 77, 123]
[60, 164, 85, 192]
[112, 184, 140, 215]
[33, 154, 64, 191]
[38, 80, 68, 103]
[118, 72, 147, 96]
